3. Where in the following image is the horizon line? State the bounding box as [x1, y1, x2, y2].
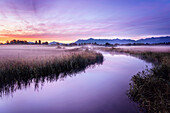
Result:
[0, 35, 169, 44]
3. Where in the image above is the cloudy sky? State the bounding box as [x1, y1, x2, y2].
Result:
[0, 0, 170, 43]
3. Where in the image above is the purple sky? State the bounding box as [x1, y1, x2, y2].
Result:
[0, 0, 170, 42]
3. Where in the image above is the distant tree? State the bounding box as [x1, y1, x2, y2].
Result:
[7, 39, 28, 44]
[17, 40, 20, 44]
[42, 41, 48, 45]
[105, 42, 112, 46]
[39, 40, 41, 44]
[35, 40, 38, 44]
[114, 43, 119, 46]
[6, 40, 9, 44]
[10, 39, 16, 44]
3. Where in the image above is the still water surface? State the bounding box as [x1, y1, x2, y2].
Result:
[0, 52, 152, 113]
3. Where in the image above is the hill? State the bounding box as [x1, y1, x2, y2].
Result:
[75, 36, 170, 44]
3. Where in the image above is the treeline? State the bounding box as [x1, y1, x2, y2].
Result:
[5, 39, 49, 45]
[104, 42, 170, 46]
[1, 40, 170, 46]
[6, 40, 28, 44]
[120, 42, 170, 46]
[76, 42, 170, 46]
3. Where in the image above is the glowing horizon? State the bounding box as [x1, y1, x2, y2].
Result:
[1, 34, 169, 44]
[0, 0, 170, 42]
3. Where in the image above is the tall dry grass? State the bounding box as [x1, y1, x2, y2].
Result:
[0, 50, 103, 96]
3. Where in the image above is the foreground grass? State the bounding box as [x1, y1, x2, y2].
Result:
[128, 64, 169, 112]
[0, 50, 103, 96]
[100, 47, 170, 112]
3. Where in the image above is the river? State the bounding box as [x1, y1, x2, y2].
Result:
[0, 52, 152, 113]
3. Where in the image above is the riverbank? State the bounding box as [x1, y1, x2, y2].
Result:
[99, 47, 170, 112]
[0, 46, 151, 113]
[0, 45, 103, 96]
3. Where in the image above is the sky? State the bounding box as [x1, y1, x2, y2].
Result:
[0, 0, 170, 43]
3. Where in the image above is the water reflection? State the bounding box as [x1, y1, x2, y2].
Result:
[0, 59, 103, 97]
[0, 53, 152, 113]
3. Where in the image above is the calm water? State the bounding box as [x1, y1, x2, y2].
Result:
[0, 52, 152, 113]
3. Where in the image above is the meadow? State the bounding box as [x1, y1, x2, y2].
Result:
[116, 45, 170, 52]
[0, 45, 72, 59]
[0, 45, 169, 112]
[0, 45, 103, 96]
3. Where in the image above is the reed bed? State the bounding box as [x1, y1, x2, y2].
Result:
[0, 50, 103, 96]
[126, 52, 170, 113]
[100, 47, 170, 112]
[128, 64, 169, 113]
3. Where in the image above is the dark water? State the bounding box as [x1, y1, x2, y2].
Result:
[0, 52, 152, 113]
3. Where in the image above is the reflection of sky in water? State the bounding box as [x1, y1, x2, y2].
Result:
[0, 53, 152, 113]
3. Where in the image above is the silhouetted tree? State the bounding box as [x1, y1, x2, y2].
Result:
[42, 41, 48, 45]
[8, 39, 28, 44]
[105, 42, 112, 46]
[39, 40, 41, 44]
[6, 40, 9, 44]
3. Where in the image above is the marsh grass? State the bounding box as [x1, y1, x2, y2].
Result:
[102, 47, 170, 112]
[0, 50, 103, 96]
[127, 52, 170, 113]
[128, 64, 170, 112]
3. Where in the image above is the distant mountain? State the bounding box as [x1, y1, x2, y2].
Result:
[75, 38, 135, 44]
[28, 42, 34, 44]
[137, 36, 170, 44]
[49, 41, 60, 45]
[75, 36, 170, 44]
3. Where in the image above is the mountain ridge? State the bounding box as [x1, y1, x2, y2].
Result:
[75, 36, 170, 44]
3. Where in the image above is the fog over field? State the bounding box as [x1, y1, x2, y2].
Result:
[1, 45, 169, 60]
[0, 45, 80, 59]
[116, 45, 170, 52]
